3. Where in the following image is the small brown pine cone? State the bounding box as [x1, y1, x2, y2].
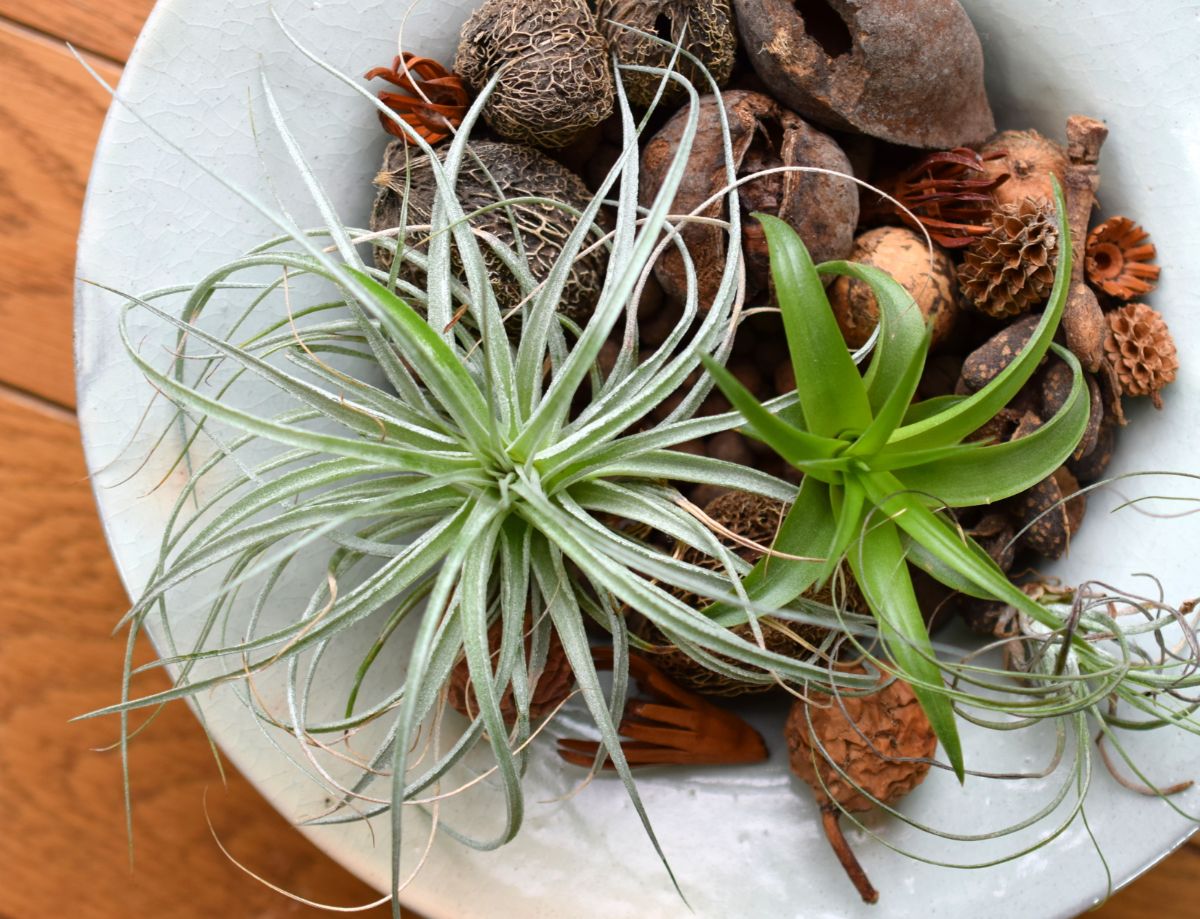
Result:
[1086, 217, 1160, 300]
[958, 197, 1059, 318]
[1104, 303, 1178, 408]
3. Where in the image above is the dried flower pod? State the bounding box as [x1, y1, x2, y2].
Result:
[960, 314, 1042, 391]
[829, 226, 958, 349]
[732, 0, 994, 149]
[958, 197, 1060, 318]
[1086, 217, 1160, 300]
[370, 140, 606, 323]
[454, 0, 614, 148]
[1011, 466, 1086, 559]
[979, 130, 1069, 208]
[597, 0, 737, 107]
[447, 618, 575, 724]
[878, 147, 1009, 248]
[640, 90, 857, 306]
[365, 53, 469, 145]
[1104, 303, 1179, 408]
[786, 670, 937, 903]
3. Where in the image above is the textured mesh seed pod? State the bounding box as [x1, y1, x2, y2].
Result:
[447, 618, 575, 725]
[979, 130, 1068, 209]
[597, 0, 737, 107]
[370, 140, 606, 324]
[454, 0, 614, 148]
[1104, 303, 1178, 408]
[958, 197, 1059, 318]
[1086, 217, 1160, 300]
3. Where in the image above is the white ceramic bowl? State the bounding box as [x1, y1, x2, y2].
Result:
[76, 2, 1200, 916]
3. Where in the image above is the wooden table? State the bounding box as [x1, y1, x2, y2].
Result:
[0, 4, 1193, 917]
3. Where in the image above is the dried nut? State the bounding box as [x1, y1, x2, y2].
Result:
[966, 411, 1015, 445]
[958, 198, 1059, 318]
[641, 90, 857, 306]
[1010, 409, 1043, 441]
[979, 130, 1069, 208]
[1104, 302, 1179, 409]
[1068, 422, 1115, 484]
[598, 0, 737, 106]
[455, 0, 614, 148]
[1012, 466, 1085, 559]
[918, 353, 965, 400]
[960, 314, 1042, 391]
[1086, 217, 1160, 300]
[967, 512, 1018, 573]
[733, 0, 994, 148]
[1040, 363, 1103, 459]
[960, 596, 1019, 639]
[828, 227, 959, 349]
[1054, 466, 1087, 536]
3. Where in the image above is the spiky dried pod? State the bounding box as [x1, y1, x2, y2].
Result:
[640, 90, 857, 306]
[829, 226, 959, 349]
[1086, 217, 1161, 301]
[1104, 303, 1179, 409]
[958, 197, 1060, 318]
[597, 0, 737, 107]
[979, 130, 1069, 209]
[732, 0, 994, 149]
[370, 140, 606, 324]
[454, 0, 614, 148]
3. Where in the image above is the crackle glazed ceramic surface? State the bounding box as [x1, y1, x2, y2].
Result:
[76, 1, 1200, 917]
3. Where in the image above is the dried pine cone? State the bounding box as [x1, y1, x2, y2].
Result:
[1086, 217, 1160, 300]
[958, 197, 1059, 317]
[1104, 303, 1178, 408]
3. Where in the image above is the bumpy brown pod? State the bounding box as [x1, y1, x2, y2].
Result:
[1104, 303, 1179, 409]
[370, 140, 606, 323]
[960, 313, 1042, 391]
[1011, 466, 1086, 559]
[454, 0, 614, 148]
[958, 197, 1059, 318]
[640, 90, 857, 306]
[786, 670, 938, 903]
[732, 0, 994, 148]
[597, 0, 737, 107]
[979, 130, 1069, 209]
[1086, 217, 1160, 301]
[829, 226, 959, 349]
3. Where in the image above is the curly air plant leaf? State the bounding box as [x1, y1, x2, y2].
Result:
[703, 180, 1092, 780]
[366, 53, 469, 144]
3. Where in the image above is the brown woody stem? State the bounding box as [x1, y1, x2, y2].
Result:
[821, 805, 879, 904]
[1062, 115, 1109, 372]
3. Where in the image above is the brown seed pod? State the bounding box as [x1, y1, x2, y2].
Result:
[640, 90, 857, 306]
[958, 197, 1060, 318]
[447, 618, 575, 725]
[370, 140, 606, 324]
[1041, 362, 1104, 460]
[1086, 217, 1160, 301]
[732, 0, 993, 149]
[454, 0, 614, 148]
[786, 670, 938, 903]
[1011, 466, 1086, 559]
[1104, 303, 1179, 409]
[966, 512, 1019, 574]
[960, 314, 1042, 392]
[1068, 421, 1115, 484]
[828, 226, 959, 350]
[597, 0, 737, 107]
[979, 129, 1069, 209]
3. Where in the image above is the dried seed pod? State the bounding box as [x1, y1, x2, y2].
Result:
[960, 314, 1042, 391]
[1086, 217, 1160, 300]
[1009, 409, 1043, 442]
[454, 0, 614, 148]
[597, 0, 737, 107]
[979, 130, 1069, 209]
[1041, 362, 1104, 460]
[786, 670, 938, 903]
[1012, 466, 1086, 559]
[1068, 421, 1115, 484]
[829, 226, 958, 349]
[1104, 303, 1179, 409]
[641, 90, 857, 306]
[365, 54, 470, 145]
[966, 512, 1019, 574]
[732, 0, 994, 148]
[370, 140, 606, 323]
[958, 197, 1060, 318]
[447, 618, 575, 724]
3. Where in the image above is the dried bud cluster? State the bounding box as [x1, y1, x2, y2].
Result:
[958, 197, 1059, 318]
[1104, 303, 1178, 408]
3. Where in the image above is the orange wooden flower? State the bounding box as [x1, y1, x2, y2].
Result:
[1086, 216, 1160, 300]
[365, 53, 469, 145]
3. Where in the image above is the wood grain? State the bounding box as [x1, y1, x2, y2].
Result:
[0, 392, 390, 918]
[0, 21, 118, 408]
[0, 0, 152, 62]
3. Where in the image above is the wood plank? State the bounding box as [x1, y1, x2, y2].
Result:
[0, 391, 392, 918]
[0, 22, 118, 408]
[1092, 845, 1200, 919]
[0, 0, 152, 63]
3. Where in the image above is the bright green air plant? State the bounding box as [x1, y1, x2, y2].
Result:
[703, 185, 1091, 780]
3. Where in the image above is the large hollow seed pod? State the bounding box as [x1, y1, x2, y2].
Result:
[732, 0, 994, 149]
[370, 140, 607, 324]
[640, 90, 857, 307]
[828, 226, 959, 350]
[598, 0, 738, 108]
[786, 670, 938, 903]
[454, 0, 614, 148]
